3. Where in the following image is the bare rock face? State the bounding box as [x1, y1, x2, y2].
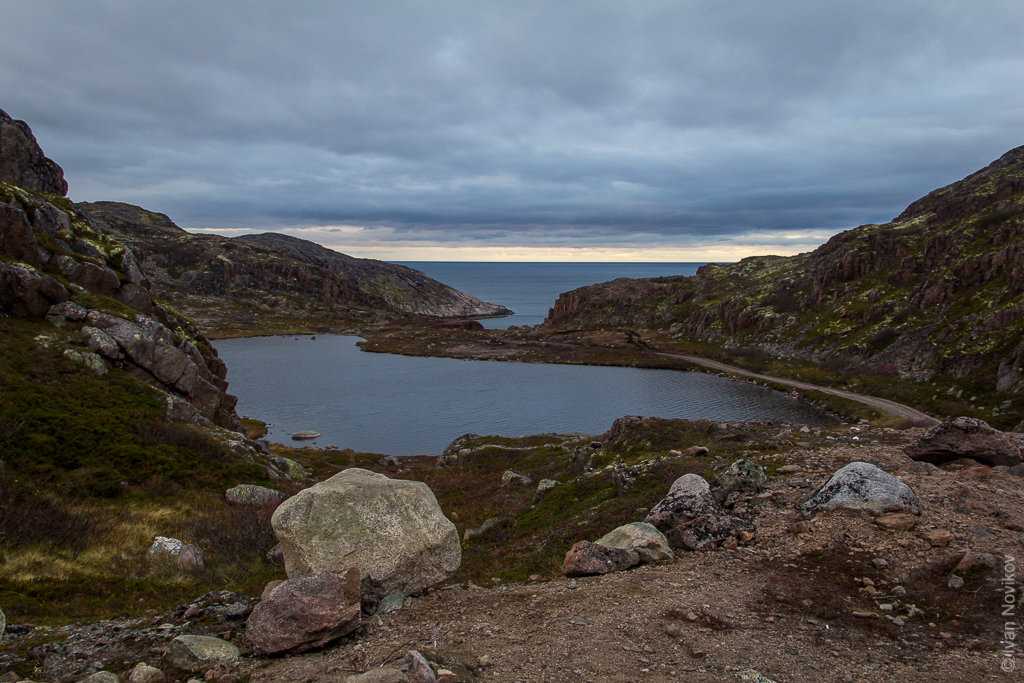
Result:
[645, 473, 749, 551]
[906, 416, 1022, 467]
[0, 109, 68, 195]
[562, 540, 640, 577]
[801, 462, 921, 517]
[272, 469, 461, 605]
[245, 569, 361, 655]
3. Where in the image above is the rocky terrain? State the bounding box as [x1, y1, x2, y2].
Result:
[543, 147, 1024, 402]
[77, 202, 510, 338]
[2, 416, 1023, 681]
[3, 110, 1024, 682]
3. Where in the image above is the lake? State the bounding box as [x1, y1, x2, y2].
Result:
[217, 334, 829, 454]
[396, 262, 704, 328]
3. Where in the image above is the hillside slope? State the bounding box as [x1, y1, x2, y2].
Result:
[77, 202, 510, 337]
[544, 146, 1024, 396]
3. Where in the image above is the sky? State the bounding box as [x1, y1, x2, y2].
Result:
[2, 1, 1022, 262]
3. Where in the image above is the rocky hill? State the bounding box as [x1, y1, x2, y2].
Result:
[0, 112, 238, 428]
[544, 146, 1024, 396]
[77, 202, 510, 337]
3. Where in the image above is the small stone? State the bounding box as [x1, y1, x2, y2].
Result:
[875, 513, 917, 531]
[947, 574, 965, 590]
[536, 479, 559, 496]
[80, 674, 119, 683]
[401, 650, 436, 683]
[436, 670, 457, 683]
[923, 529, 954, 547]
[879, 603, 894, 611]
[225, 484, 284, 506]
[501, 470, 532, 487]
[167, 635, 239, 673]
[777, 464, 801, 474]
[127, 663, 165, 683]
[871, 558, 888, 569]
[663, 622, 683, 637]
[686, 611, 698, 622]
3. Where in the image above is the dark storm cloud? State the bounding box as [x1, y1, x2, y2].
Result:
[2, 1, 1022, 256]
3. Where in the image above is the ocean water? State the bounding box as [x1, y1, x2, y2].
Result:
[217, 334, 829, 454]
[396, 262, 703, 328]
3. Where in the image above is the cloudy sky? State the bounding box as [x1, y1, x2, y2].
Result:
[2, 2, 1022, 261]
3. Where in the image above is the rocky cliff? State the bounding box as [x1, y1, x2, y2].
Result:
[544, 146, 1024, 395]
[0, 109, 238, 427]
[0, 109, 67, 196]
[77, 202, 511, 336]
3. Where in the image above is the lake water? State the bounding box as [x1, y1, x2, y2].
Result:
[396, 262, 704, 328]
[217, 334, 829, 454]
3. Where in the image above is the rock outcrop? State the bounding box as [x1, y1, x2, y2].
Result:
[542, 145, 1024, 397]
[271, 468, 461, 604]
[906, 416, 1022, 467]
[0, 114, 240, 428]
[800, 462, 921, 516]
[0, 109, 67, 195]
[77, 202, 510, 336]
[245, 569, 361, 654]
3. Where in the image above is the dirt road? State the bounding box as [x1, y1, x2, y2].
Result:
[655, 352, 940, 427]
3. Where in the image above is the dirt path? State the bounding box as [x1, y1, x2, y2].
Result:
[655, 352, 940, 427]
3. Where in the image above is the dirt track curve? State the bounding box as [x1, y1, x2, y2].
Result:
[655, 352, 940, 427]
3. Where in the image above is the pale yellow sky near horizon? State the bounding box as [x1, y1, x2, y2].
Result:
[188, 226, 834, 262]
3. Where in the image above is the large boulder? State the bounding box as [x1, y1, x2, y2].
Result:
[0, 108, 68, 195]
[562, 540, 639, 577]
[800, 462, 921, 517]
[272, 469, 461, 602]
[595, 522, 673, 564]
[906, 417, 1022, 467]
[167, 635, 239, 673]
[644, 473, 749, 550]
[246, 569, 361, 655]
